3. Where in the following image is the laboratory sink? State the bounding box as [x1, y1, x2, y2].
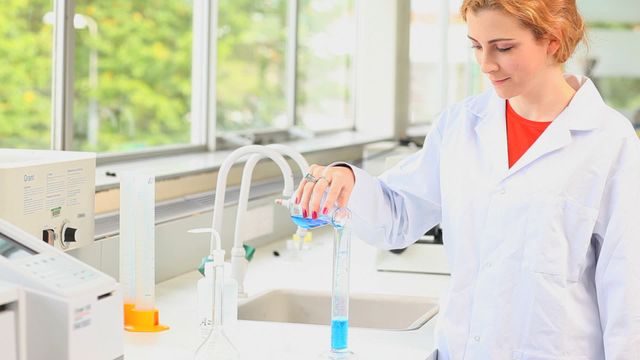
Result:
[238, 289, 439, 331]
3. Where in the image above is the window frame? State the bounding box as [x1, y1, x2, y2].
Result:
[48, 0, 357, 165]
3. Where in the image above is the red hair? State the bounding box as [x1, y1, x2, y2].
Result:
[460, 0, 586, 63]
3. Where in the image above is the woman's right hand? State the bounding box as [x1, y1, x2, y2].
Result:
[295, 164, 356, 220]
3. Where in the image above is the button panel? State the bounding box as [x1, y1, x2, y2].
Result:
[21, 255, 99, 288]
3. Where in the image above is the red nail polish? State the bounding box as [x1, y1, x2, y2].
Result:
[312, 211, 318, 220]
[302, 209, 307, 218]
[322, 207, 328, 215]
[295, 197, 300, 204]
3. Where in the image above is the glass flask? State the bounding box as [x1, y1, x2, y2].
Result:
[194, 251, 240, 360]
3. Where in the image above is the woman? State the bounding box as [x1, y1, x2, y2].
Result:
[296, 0, 640, 359]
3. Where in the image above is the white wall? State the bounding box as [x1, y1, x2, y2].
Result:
[578, 0, 640, 23]
[567, 29, 640, 77]
[355, 0, 410, 139]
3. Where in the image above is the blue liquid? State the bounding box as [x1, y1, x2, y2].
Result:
[291, 215, 330, 229]
[331, 317, 348, 350]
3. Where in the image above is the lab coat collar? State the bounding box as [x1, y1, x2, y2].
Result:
[468, 74, 603, 128]
[471, 74, 603, 181]
[561, 75, 604, 131]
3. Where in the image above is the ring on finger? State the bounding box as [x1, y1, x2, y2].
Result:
[304, 173, 318, 183]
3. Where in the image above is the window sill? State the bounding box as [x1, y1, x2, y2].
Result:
[95, 130, 389, 192]
[405, 123, 432, 144]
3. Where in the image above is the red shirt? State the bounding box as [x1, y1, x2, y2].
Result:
[506, 100, 552, 168]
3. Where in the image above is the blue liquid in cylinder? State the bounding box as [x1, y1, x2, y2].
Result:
[331, 317, 348, 350]
[291, 215, 330, 229]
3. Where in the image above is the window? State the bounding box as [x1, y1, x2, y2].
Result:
[3, 0, 359, 157]
[72, 1, 194, 153]
[566, 22, 640, 134]
[0, 1, 53, 149]
[296, 0, 355, 132]
[216, 0, 288, 133]
[409, 0, 486, 124]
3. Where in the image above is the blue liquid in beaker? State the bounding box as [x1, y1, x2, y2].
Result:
[331, 317, 348, 350]
[291, 215, 330, 229]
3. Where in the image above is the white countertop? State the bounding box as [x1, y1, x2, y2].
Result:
[123, 228, 450, 359]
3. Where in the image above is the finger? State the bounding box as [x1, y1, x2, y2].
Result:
[309, 175, 331, 219]
[294, 180, 306, 204]
[302, 165, 325, 210]
[336, 185, 354, 208]
[295, 164, 322, 204]
[322, 176, 342, 216]
[299, 180, 317, 218]
[329, 167, 355, 208]
[310, 164, 324, 178]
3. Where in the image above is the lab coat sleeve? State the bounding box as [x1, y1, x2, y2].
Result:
[593, 134, 640, 358]
[344, 115, 444, 250]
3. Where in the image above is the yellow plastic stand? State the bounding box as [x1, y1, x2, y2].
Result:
[304, 231, 313, 244]
[123, 303, 170, 332]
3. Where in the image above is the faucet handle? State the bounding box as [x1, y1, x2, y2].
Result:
[274, 198, 290, 208]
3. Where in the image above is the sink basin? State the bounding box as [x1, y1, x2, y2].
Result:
[238, 289, 439, 330]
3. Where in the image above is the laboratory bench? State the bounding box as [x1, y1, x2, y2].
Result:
[123, 228, 450, 359]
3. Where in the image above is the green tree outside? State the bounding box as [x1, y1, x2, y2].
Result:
[73, 0, 193, 152]
[0, 0, 53, 149]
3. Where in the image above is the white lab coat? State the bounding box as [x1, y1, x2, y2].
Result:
[347, 75, 640, 359]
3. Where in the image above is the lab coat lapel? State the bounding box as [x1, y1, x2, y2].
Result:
[473, 93, 509, 182]
[506, 112, 572, 177]
[506, 76, 602, 177]
[472, 75, 600, 182]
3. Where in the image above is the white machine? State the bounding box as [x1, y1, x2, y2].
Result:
[0, 218, 123, 360]
[0, 281, 26, 360]
[376, 237, 450, 275]
[0, 149, 95, 251]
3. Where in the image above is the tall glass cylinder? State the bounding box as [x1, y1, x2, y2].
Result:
[329, 208, 356, 358]
[119, 171, 155, 309]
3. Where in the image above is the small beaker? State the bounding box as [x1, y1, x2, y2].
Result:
[276, 191, 344, 230]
